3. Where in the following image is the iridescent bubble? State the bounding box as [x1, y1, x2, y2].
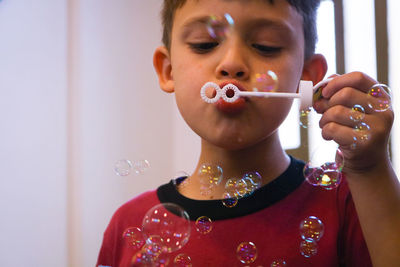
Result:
[303, 166, 324, 187]
[300, 239, 318, 258]
[351, 122, 371, 150]
[252, 70, 279, 92]
[198, 163, 223, 186]
[367, 84, 392, 112]
[304, 144, 344, 190]
[142, 203, 191, 253]
[299, 216, 324, 241]
[141, 242, 164, 260]
[173, 253, 192, 267]
[122, 226, 145, 249]
[195, 216, 213, 235]
[131, 250, 154, 266]
[270, 259, 287, 267]
[145, 235, 165, 250]
[242, 171, 262, 195]
[222, 192, 238, 208]
[132, 159, 150, 174]
[235, 178, 248, 198]
[349, 104, 365, 122]
[225, 178, 238, 195]
[353, 122, 371, 140]
[199, 184, 213, 196]
[153, 253, 170, 267]
[114, 159, 132, 176]
[236, 241, 258, 264]
[206, 13, 234, 41]
[319, 163, 342, 190]
[299, 108, 311, 129]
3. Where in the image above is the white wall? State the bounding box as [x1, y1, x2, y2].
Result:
[0, 0, 68, 266]
[67, 1, 177, 266]
[0, 0, 177, 266]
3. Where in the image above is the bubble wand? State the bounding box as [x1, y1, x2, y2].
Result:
[200, 78, 333, 111]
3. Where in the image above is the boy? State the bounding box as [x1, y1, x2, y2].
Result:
[97, 0, 400, 266]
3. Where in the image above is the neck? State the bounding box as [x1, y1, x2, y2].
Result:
[179, 132, 291, 200]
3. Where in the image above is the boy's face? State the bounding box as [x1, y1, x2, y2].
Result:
[157, 0, 315, 150]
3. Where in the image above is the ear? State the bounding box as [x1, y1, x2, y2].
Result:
[153, 46, 174, 93]
[301, 53, 328, 84]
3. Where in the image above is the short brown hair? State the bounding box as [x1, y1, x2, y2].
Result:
[161, 0, 321, 59]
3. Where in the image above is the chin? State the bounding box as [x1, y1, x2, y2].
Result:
[209, 134, 263, 151]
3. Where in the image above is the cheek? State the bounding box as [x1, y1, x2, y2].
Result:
[277, 64, 303, 93]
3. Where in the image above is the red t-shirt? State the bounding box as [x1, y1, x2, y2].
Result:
[97, 157, 372, 266]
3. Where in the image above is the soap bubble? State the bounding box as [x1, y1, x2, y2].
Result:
[153, 253, 170, 267]
[299, 108, 311, 129]
[173, 253, 192, 267]
[114, 159, 132, 176]
[270, 259, 287, 266]
[299, 216, 324, 241]
[198, 163, 223, 186]
[252, 70, 279, 92]
[132, 159, 150, 174]
[195, 216, 213, 235]
[199, 183, 213, 196]
[122, 227, 145, 249]
[234, 178, 248, 197]
[145, 235, 165, 249]
[206, 13, 234, 41]
[303, 167, 324, 187]
[367, 84, 392, 112]
[141, 242, 164, 260]
[299, 239, 318, 258]
[351, 122, 371, 149]
[349, 104, 365, 122]
[304, 144, 344, 190]
[142, 203, 191, 253]
[131, 250, 154, 266]
[236, 241, 258, 264]
[242, 171, 262, 195]
[225, 178, 238, 195]
[222, 192, 238, 208]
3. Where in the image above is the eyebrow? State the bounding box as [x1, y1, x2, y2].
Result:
[180, 16, 214, 39]
[180, 16, 295, 39]
[245, 18, 295, 36]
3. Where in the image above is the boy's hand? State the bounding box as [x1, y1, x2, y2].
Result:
[313, 72, 394, 174]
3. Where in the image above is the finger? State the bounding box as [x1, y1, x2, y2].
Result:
[326, 87, 374, 113]
[319, 105, 369, 129]
[327, 73, 340, 79]
[321, 72, 377, 99]
[320, 121, 370, 148]
[313, 87, 370, 114]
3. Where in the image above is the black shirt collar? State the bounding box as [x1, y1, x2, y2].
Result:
[157, 156, 305, 221]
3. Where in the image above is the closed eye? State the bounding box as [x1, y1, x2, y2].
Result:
[252, 44, 282, 55]
[188, 42, 219, 53]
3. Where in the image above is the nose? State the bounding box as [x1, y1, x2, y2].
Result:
[215, 39, 249, 80]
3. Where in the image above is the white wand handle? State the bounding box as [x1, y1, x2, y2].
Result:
[200, 78, 332, 111]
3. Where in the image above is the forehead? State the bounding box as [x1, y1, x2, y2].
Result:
[172, 0, 303, 37]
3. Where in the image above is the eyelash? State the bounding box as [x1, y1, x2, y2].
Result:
[251, 44, 282, 55]
[187, 42, 282, 56]
[188, 42, 219, 53]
